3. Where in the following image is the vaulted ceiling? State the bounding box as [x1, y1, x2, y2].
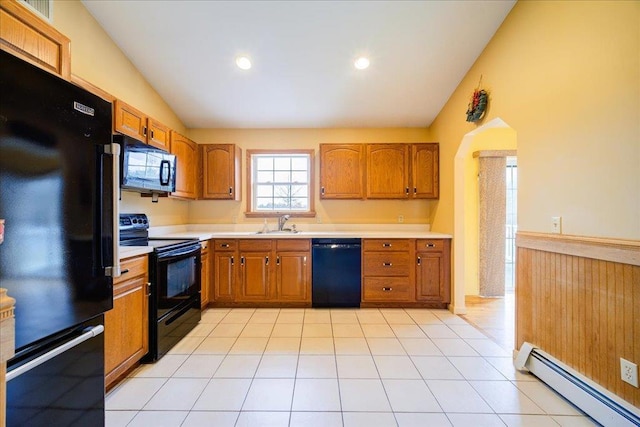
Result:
[83, 1, 515, 129]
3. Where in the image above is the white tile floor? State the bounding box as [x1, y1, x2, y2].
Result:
[106, 308, 598, 427]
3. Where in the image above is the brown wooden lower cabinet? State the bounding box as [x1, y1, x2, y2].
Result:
[211, 239, 311, 307]
[213, 239, 237, 303]
[209, 237, 450, 309]
[200, 240, 211, 309]
[104, 254, 149, 389]
[361, 238, 451, 308]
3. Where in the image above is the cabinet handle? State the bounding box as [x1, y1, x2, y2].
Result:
[382, 243, 392, 247]
[383, 262, 393, 267]
[120, 269, 130, 275]
[382, 287, 393, 291]
[265, 256, 269, 265]
[241, 256, 245, 265]
[276, 256, 280, 266]
[405, 187, 409, 196]
[321, 187, 325, 196]
[229, 187, 233, 196]
[414, 187, 417, 194]
[417, 256, 421, 265]
[150, 130, 154, 139]
[425, 243, 436, 248]
[231, 256, 235, 266]
[220, 243, 230, 248]
[142, 126, 147, 137]
[146, 282, 152, 297]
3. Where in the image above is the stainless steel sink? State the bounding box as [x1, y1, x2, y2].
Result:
[255, 229, 300, 235]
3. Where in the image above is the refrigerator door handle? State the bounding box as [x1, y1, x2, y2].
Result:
[6, 325, 104, 382]
[105, 142, 121, 277]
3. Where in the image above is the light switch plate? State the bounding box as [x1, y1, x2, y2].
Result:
[551, 216, 562, 234]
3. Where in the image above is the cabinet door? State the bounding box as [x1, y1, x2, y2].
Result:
[366, 144, 410, 198]
[104, 276, 148, 386]
[319, 144, 365, 199]
[214, 251, 236, 302]
[237, 251, 272, 301]
[114, 100, 148, 142]
[416, 252, 445, 302]
[202, 144, 241, 200]
[412, 143, 439, 199]
[170, 131, 199, 199]
[276, 251, 310, 302]
[200, 245, 210, 309]
[0, 0, 71, 79]
[148, 118, 170, 150]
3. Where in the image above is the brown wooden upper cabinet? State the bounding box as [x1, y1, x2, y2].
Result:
[114, 100, 170, 150]
[366, 144, 411, 199]
[411, 143, 439, 199]
[319, 144, 365, 199]
[201, 144, 242, 200]
[0, 0, 70, 80]
[169, 131, 199, 200]
[320, 142, 439, 200]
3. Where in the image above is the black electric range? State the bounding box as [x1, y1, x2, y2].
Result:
[119, 213, 202, 362]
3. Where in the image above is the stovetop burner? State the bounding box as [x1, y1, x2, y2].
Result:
[119, 213, 198, 251]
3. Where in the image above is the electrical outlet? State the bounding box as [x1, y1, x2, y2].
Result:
[398, 215, 404, 223]
[621, 358, 639, 387]
[316, 215, 322, 224]
[551, 216, 562, 234]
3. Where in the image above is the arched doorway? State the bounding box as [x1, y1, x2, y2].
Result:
[451, 118, 517, 315]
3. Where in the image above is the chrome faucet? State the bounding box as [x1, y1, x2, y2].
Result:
[278, 214, 290, 231]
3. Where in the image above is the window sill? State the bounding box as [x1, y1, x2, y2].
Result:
[244, 211, 316, 219]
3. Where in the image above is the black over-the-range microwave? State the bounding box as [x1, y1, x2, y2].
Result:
[113, 134, 177, 193]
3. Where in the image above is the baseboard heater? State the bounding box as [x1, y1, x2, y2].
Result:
[515, 342, 640, 427]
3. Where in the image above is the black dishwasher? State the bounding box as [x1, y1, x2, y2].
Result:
[312, 238, 362, 307]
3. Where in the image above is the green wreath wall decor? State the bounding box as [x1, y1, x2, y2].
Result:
[465, 76, 489, 123]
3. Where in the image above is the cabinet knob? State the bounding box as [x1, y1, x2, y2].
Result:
[321, 187, 325, 196]
[382, 262, 393, 267]
[382, 287, 393, 291]
[382, 243, 392, 247]
[417, 256, 421, 265]
[229, 187, 233, 196]
[425, 243, 436, 248]
[221, 243, 230, 248]
[265, 256, 269, 265]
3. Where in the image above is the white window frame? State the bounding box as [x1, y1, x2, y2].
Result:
[245, 149, 316, 217]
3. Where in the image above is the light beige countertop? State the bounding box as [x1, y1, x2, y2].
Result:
[119, 246, 153, 260]
[148, 224, 452, 242]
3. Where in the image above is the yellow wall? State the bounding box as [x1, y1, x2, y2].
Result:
[50, 0, 190, 225]
[430, 0, 640, 240]
[188, 128, 435, 226]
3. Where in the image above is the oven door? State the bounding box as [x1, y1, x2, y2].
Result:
[155, 244, 201, 318]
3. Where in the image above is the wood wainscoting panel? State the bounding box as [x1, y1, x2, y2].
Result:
[516, 232, 640, 407]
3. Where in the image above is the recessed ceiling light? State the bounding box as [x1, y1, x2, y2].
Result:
[236, 56, 252, 70]
[354, 57, 370, 70]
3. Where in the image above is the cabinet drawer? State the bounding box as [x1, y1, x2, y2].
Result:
[363, 252, 411, 276]
[363, 277, 413, 302]
[276, 239, 310, 251]
[363, 239, 411, 252]
[239, 239, 273, 251]
[214, 240, 237, 251]
[116, 255, 148, 285]
[416, 239, 445, 252]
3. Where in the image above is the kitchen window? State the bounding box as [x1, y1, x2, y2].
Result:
[246, 149, 315, 217]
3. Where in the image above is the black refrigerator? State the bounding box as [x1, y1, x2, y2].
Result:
[0, 50, 119, 426]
